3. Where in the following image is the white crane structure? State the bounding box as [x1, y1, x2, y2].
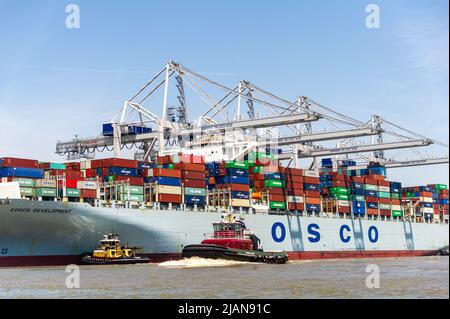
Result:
[55, 61, 449, 171]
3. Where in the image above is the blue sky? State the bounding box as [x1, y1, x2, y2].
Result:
[0, 0, 448, 186]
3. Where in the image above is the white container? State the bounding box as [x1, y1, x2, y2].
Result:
[420, 197, 433, 202]
[231, 199, 250, 207]
[337, 200, 350, 207]
[420, 207, 434, 214]
[391, 205, 402, 211]
[36, 179, 57, 188]
[80, 160, 91, 170]
[378, 186, 390, 192]
[379, 203, 391, 210]
[287, 196, 304, 203]
[303, 170, 319, 178]
[77, 180, 98, 190]
[156, 185, 182, 195]
[0, 182, 21, 199]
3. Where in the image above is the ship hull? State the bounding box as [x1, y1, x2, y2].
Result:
[0, 199, 448, 267]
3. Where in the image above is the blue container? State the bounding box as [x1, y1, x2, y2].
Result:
[390, 182, 402, 191]
[353, 201, 365, 209]
[96, 168, 103, 176]
[424, 213, 433, 220]
[226, 168, 249, 177]
[420, 202, 433, 208]
[353, 207, 366, 215]
[184, 195, 206, 205]
[127, 125, 152, 135]
[265, 173, 285, 181]
[138, 162, 154, 170]
[352, 182, 364, 190]
[419, 186, 433, 193]
[351, 189, 365, 196]
[155, 176, 181, 187]
[305, 204, 320, 212]
[0, 167, 44, 179]
[102, 123, 114, 136]
[367, 202, 378, 209]
[107, 167, 138, 177]
[304, 184, 320, 191]
[365, 190, 378, 197]
[216, 176, 249, 185]
[322, 158, 333, 167]
[231, 191, 250, 199]
[440, 199, 449, 205]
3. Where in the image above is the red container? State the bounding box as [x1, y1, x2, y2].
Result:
[366, 196, 378, 203]
[113, 176, 144, 186]
[174, 163, 205, 172]
[102, 158, 138, 169]
[351, 176, 365, 183]
[337, 206, 351, 213]
[331, 174, 348, 181]
[305, 190, 320, 198]
[367, 208, 379, 216]
[285, 182, 303, 190]
[80, 189, 97, 199]
[158, 194, 182, 203]
[285, 175, 303, 183]
[251, 174, 265, 181]
[288, 203, 305, 211]
[331, 180, 350, 187]
[391, 199, 401, 205]
[149, 168, 181, 178]
[183, 179, 206, 188]
[419, 191, 433, 198]
[89, 159, 104, 169]
[364, 178, 378, 185]
[267, 187, 285, 195]
[305, 197, 320, 205]
[285, 188, 304, 196]
[377, 180, 390, 187]
[219, 183, 250, 192]
[0, 157, 38, 168]
[84, 169, 98, 178]
[380, 209, 391, 217]
[303, 176, 320, 184]
[65, 179, 80, 189]
[378, 198, 391, 204]
[269, 194, 286, 202]
[281, 167, 303, 176]
[367, 174, 385, 181]
[182, 171, 206, 180]
[157, 155, 173, 165]
[65, 162, 81, 170]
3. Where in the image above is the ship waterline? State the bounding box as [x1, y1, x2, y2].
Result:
[0, 199, 448, 267]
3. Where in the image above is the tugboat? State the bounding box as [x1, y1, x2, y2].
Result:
[81, 233, 150, 265]
[182, 213, 288, 264]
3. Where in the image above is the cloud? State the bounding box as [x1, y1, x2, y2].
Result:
[395, 8, 449, 80]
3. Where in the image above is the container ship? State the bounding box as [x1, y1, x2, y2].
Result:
[0, 62, 448, 267]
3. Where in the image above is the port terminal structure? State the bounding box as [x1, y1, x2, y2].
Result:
[56, 61, 448, 172]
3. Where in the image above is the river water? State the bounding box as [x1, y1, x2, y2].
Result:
[0, 256, 448, 299]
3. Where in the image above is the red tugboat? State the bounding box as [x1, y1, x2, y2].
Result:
[182, 213, 288, 264]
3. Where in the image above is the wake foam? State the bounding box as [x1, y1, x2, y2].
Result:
[158, 257, 250, 268]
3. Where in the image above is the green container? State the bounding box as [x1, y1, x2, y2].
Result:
[432, 184, 448, 190]
[331, 187, 350, 195]
[107, 176, 115, 183]
[353, 195, 365, 202]
[378, 191, 391, 199]
[247, 152, 275, 161]
[265, 180, 285, 188]
[244, 160, 255, 167]
[35, 188, 57, 197]
[391, 193, 401, 199]
[167, 164, 175, 169]
[225, 161, 248, 169]
[66, 188, 80, 197]
[252, 166, 265, 174]
[20, 187, 34, 197]
[392, 210, 403, 217]
[184, 187, 206, 196]
[364, 184, 378, 191]
[50, 163, 66, 170]
[120, 185, 144, 195]
[269, 201, 286, 210]
[333, 193, 350, 201]
[406, 192, 416, 198]
[14, 178, 36, 187]
[120, 194, 144, 202]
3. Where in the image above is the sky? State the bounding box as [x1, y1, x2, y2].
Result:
[0, 0, 448, 186]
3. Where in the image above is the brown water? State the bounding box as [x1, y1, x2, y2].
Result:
[0, 256, 448, 299]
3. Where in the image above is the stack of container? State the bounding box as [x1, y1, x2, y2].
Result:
[402, 186, 435, 222]
[147, 166, 182, 205]
[351, 176, 366, 216]
[390, 182, 403, 218]
[283, 167, 304, 212]
[428, 184, 448, 222]
[249, 161, 284, 210]
[175, 154, 207, 207]
[0, 157, 43, 199]
[303, 170, 321, 214]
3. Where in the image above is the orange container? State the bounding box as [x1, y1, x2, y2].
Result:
[305, 197, 320, 205]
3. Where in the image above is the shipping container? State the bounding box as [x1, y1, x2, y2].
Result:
[77, 181, 98, 190]
[0, 167, 44, 179]
[184, 195, 206, 205]
[0, 157, 38, 168]
[230, 199, 250, 207]
[156, 185, 182, 195]
[35, 188, 57, 197]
